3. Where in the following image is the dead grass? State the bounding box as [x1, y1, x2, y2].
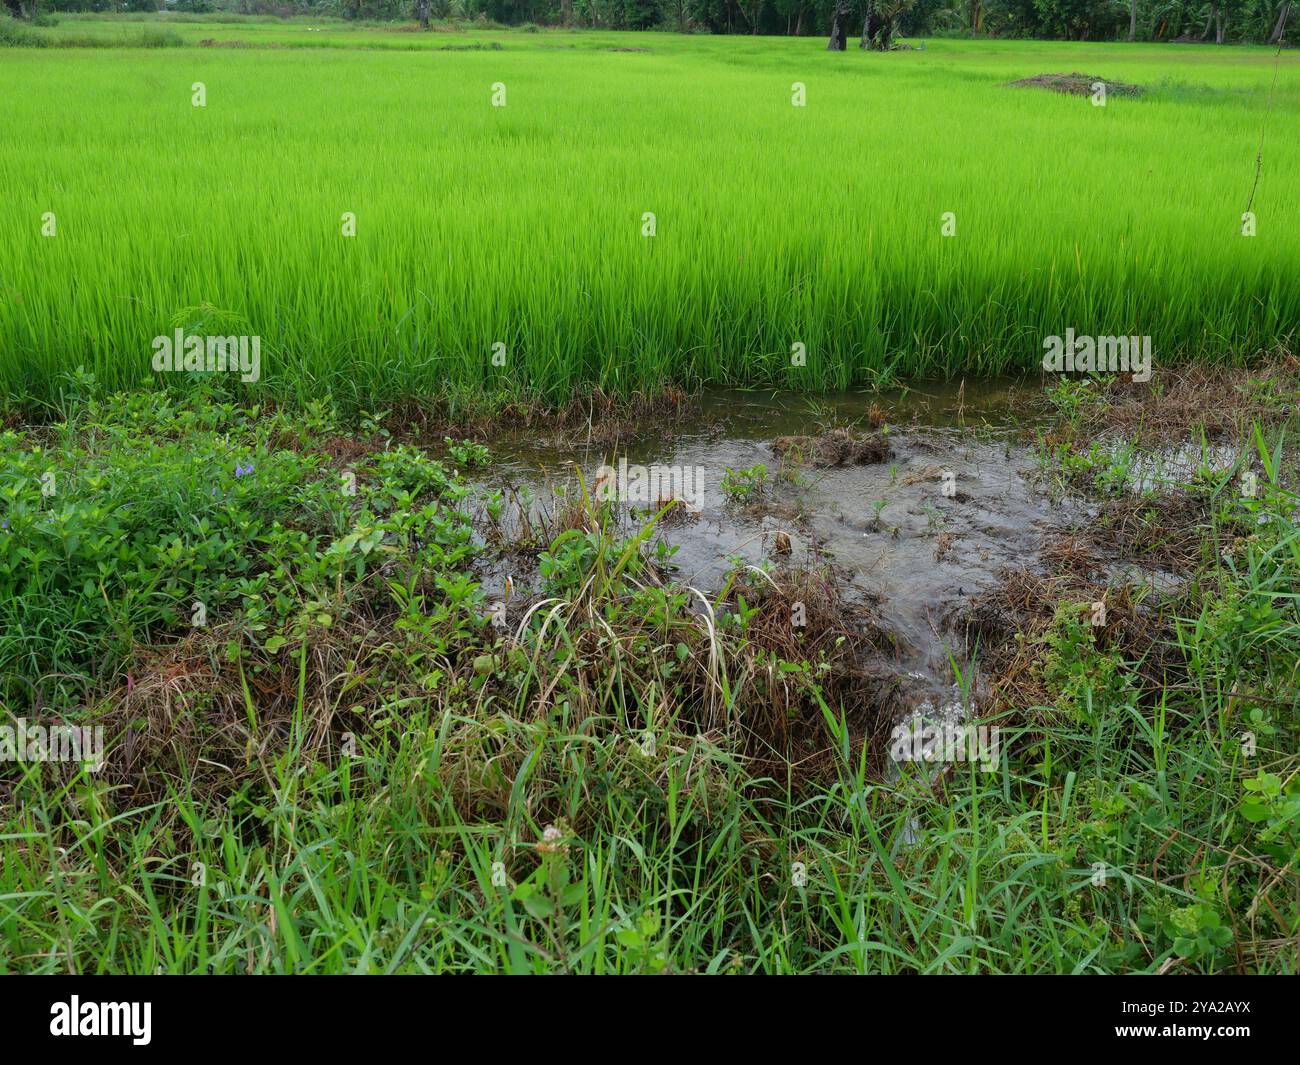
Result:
[84, 615, 385, 827]
[1009, 72, 1144, 96]
[719, 567, 901, 784]
[383, 385, 696, 452]
[1044, 356, 1299, 448]
[1092, 491, 1213, 572]
[771, 427, 891, 468]
[956, 536, 1186, 725]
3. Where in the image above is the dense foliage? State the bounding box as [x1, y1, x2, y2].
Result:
[24, 0, 1297, 44]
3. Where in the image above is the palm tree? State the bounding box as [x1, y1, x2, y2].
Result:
[827, 0, 852, 48]
[861, 0, 914, 48]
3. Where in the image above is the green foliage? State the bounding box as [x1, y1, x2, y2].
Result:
[1040, 602, 1136, 723]
[721, 463, 767, 502]
[2, 388, 1299, 972]
[1164, 902, 1234, 962]
[0, 389, 473, 708]
[1242, 771, 1300, 865]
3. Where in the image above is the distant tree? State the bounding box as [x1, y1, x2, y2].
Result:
[772, 0, 808, 32]
[861, 0, 914, 45]
[659, 0, 691, 27]
[827, 0, 851, 45]
[1270, 0, 1291, 41]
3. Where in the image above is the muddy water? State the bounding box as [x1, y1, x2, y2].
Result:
[464, 380, 1155, 718]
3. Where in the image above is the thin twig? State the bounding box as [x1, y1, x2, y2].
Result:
[1245, 6, 1290, 214]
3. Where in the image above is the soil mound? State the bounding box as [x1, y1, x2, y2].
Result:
[771, 428, 891, 467]
[1010, 72, 1144, 97]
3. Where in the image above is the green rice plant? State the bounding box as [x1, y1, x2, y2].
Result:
[1, 27, 1297, 411]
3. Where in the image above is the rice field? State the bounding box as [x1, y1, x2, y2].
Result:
[1, 21, 1297, 410]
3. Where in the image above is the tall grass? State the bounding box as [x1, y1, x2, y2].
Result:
[0, 14, 182, 49]
[1, 27, 1297, 410]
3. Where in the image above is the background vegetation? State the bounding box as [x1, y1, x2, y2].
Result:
[9, 0, 1296, 46]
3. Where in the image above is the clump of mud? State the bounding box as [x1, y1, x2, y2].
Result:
[771, 427, 891, 467]
[1010, 72, 1144, 97]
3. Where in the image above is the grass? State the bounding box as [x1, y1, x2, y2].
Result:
[1, 377, 1298, 973]
[1, 22, 1298, 412]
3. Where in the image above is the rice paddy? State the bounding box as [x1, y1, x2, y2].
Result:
[2, 21, 1298, 409]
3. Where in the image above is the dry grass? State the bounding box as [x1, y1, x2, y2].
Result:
[1008, 72, 1144, 96]
[1047, 356, 1300, 448]
[771, 427, 892, 468]
[956, 536, 1186, 724]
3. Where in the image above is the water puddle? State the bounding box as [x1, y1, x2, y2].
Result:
[462, 381, 1181, 719]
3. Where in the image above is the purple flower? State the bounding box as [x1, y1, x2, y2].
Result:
[235, 463, 254, 478]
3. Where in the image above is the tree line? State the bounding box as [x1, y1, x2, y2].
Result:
[21, 0, 1294, 45]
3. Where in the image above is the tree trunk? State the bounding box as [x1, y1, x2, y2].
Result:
[860, 0, 892, 49]
[1215, 10, 1225, 43]
[1270, 1, 1291, 43]
[827, 0, 850, 49]
[795, 8, 803, 35]
[1128, 0, 1136, 40]
[860, 3, 874, 48]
